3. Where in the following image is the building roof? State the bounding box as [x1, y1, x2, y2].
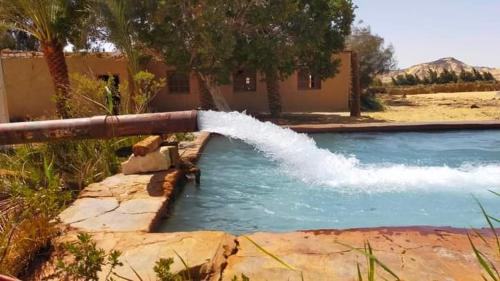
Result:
[0, 49, 125, 59]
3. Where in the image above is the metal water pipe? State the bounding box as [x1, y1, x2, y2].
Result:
[0, 110, 198, 145]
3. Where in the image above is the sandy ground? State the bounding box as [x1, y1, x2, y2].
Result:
[367, 91, 500, 122]
[262, 91, 500, 124]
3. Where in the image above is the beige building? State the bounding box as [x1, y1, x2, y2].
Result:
[0, 50, 352, 122]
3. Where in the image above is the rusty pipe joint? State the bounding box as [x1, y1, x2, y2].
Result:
[0, 110, 198, 145]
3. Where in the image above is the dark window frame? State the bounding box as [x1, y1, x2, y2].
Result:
[167, 72, 190, 94]
[297, 69, 322, 90]
[233, 69, 257, 92]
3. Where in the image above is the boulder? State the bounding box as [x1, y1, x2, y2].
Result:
[121, 146, 174, 175]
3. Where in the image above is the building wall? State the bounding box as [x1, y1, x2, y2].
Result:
[1, 54, 129, 121]
[151, 52, 352, 113]
[0, 59, 9, 123]
[1, 51, 351, 121]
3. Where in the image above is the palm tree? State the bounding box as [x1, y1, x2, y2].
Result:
[94, 0, 145, 111]
[265, 68, 282, 117]
[0, 0, 90, 118]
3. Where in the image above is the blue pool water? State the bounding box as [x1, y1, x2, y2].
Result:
[160, 130, 500, 234]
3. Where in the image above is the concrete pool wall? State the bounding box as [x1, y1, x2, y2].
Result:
[38, 128, 500, 280]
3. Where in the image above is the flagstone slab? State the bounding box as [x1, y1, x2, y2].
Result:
[58, 198, 119, 225]
[58, 172, 179, 232]
[222, 227, 499, 281]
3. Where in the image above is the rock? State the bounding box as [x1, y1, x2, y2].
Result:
[470, 104, 480, 109]
[222, 228, 496, 281]
[62, 197, 166, 232]
[69, 210, 159, 232]
[44, 231, 237, 281]
[133, 135, 163, 156]
[58, 198, 119, 224]
[121, 146, 174, 175]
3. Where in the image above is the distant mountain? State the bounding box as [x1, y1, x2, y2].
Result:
[379, 57, 500, 83]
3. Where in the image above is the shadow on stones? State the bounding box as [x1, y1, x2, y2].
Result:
[146, 171, 171, 197]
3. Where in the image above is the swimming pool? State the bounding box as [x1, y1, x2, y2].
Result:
[160, 129, 500, 234]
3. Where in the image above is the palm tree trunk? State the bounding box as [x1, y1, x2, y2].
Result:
[265, 69, 282, 117]
[197, 73, 216, 110]
[41, 41, 71, 118]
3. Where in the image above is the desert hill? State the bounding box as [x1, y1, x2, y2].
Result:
[380, 57, 500, 83]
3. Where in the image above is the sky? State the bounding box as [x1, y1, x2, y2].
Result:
[353, 0, 500, 69]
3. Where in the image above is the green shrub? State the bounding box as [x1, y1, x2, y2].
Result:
[70, 70, 165, 117]
[361, 92, 385, 112]
[154, 258, 180, 281]
[387, 81, 500, 96]
[133, 71, 166, 114]
[0, 150, 70, 276]
[50, 233, 123, 281]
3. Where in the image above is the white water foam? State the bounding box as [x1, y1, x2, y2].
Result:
[198, 110, 500, 193]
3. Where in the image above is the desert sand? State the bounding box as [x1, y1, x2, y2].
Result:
[262, 91, 500, 125]
[368, 91, 500, 122]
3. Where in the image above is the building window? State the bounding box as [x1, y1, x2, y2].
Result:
[168, 72, 190, 94]
[298, 69, 321, 90]
[97, 74, 120, 89]
[233, 69, 257, 92]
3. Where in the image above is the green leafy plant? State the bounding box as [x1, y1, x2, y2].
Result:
[133, 71, 166, 114]
[154, 258, 178, 281]
[70, 73, 129, 116]
[469, 192, 500, 281]
[360, 92, 385, 112]
[0, 150, 70, 276]
[336, 240, 401, 281]
[153, 251, 192, 281]
[70, 71, 164, 116]
[51, 233, 123, 281]
[244, 236, 304, 281]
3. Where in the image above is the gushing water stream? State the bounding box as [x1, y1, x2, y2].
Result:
[198, 110, 500, 193]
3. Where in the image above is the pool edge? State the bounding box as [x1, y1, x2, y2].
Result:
[288, 120, 500, 133]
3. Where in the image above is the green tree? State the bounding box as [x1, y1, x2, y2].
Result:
[482, 71, 495, 81]
[422, 75, 431, 85]
[0, 27, 38, 50]
[426, 69, 439, 84]
[0, 0, 92, 118]
[235, 0, 354, 116]
[459, 68, 475, 82]
[438, 69, 455, 84]
[144, 0, 354, 113]
[93, 0, 157, 108]
[472, 68, 484, 81]
[450, 69, 458, 83]
[394, 74, 407, 85]
[143, 0, 245, 111]
[404, 73, 417, 85]
[348, 24, 396, 89]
